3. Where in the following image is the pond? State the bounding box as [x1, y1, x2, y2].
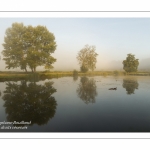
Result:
[0, 75, 150, 132]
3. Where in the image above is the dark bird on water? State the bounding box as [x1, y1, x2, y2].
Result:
[109, 87, 117, 90]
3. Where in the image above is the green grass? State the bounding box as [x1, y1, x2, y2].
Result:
[0, 70, 149, 81]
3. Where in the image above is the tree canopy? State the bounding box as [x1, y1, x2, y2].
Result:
[122, 54, 139, 73]
[2, 23, 57, 72]
[77, 45, 98, 72]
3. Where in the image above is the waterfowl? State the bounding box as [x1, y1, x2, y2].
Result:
[109, 87, 117, 90]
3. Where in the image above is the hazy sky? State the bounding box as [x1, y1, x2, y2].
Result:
[0, 18, 150, 71]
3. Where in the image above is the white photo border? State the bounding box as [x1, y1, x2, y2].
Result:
[0, 11, 150, 139]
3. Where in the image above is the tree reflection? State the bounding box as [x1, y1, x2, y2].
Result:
[77, 77, 97, 104]
[73, 70, 78, 81]
[122, 79, 139, 95]
[2, 80, 57, 126]
[73, 75, 78, 81]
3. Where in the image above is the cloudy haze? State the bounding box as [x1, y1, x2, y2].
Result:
[0, 18, 150, 71]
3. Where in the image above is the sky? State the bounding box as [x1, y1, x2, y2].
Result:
[0, 18, 150, 71]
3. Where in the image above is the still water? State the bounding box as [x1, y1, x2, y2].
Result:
[0, 75, 150, 132]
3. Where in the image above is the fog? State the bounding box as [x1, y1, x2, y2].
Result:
[0, 18, 150, 72]
[0, 57, 150, 71]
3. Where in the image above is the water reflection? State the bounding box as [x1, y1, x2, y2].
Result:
[2, 80, 57, 126]
[77, 77, 97, 104]
[73, 70, 78, 81]
[73, 75, 78, 81]
[122, 79, 139, 95]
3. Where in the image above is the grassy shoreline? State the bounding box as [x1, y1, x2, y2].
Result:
[0, 71, 149, 81]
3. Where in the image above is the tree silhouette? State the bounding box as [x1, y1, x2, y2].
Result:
[2, 80, 57, 126]
[122, 79, 139, 95]
[2, 23, 57, 72]
[76, 77, 97, 104]
[77, 45, 98, 72]
[122, 54, 139, 73]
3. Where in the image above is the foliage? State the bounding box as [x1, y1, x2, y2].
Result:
[2, 23, 57, 72]
[73, 70, 78, 76]
[122, 54, 139, 73]
[80, 65, 88, 73]
[77, 45, 98, 72]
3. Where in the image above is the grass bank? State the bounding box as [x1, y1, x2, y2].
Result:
[0, 70, 149, 81]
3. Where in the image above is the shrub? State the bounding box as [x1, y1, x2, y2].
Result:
[73, 70, 78, 76]
[114, 70, 119, 76]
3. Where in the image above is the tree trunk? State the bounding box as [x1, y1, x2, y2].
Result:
[25, 68, 28, 73]
[34, 67, 36, 72]
[31, 68, 33, 73]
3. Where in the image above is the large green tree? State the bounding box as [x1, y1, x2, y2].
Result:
[77, 45, 98, 72]
[122, 54, 139, 73]
[2, 23, 57, 72]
